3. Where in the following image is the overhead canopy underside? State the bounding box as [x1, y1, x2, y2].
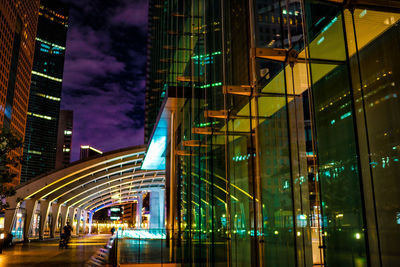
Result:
[12, 145, 165, 213]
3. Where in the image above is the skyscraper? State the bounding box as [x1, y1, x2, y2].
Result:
[0, 0, 40, 184]
[21, 0, 69, 182]
[55, 109, 73, 169]
[143, 0, 400, 266]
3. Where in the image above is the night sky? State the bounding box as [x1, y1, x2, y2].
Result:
[60, 0, 148, 161]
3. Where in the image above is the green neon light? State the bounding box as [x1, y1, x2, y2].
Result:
[195, 121, 219, 128]
[198, 82, 222, 89]
[192, 51, 222, 60]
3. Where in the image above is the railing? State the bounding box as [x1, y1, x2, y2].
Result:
[110, 228, 175, 266]
[87, 235, 115, 267]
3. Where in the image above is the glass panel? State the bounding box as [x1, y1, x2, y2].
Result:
[346, 8, 400, 266]
[258, 63, 296, 266]
[304, 1, 368, 266]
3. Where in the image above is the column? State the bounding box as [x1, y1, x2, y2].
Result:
[136, 194, 143, 229]
[82, 211, 87, 235]
[67, 206, 75, 225]
[160, 189, 165, 229]
[4, 196, 17, 234]
[150, 190, 161, 230]
[50, 203, 61, 238]
[88, 212, 94, 234]
[38, 200, 51, 240]
[59, 205, 68, 229]
[23, 199, 38, 242]
[75, 209, 81, 235]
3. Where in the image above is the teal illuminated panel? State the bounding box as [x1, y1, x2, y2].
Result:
[141, 116, 168, 170]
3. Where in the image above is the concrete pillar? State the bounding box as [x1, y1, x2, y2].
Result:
[76, 209, 81, 235]
[82, 211, 87, 234]
[67, 206, 75, 225]
[150, 190, 162, 230]
[136, 194, 143, 229]
[160, 189, 165, 229]
[50, 203, 61, 238]
[59, 205, 68, 229]
[4, 196, 18, 234]
[38, 200, 51, 240]
[23, 199, 38, 242]
[88, 212, 93, 234]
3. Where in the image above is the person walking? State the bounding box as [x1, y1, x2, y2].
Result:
[60, 222, 73, 248]
[111, 226, 116, 235]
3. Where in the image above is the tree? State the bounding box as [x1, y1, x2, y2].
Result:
[0, 129, 23, 210]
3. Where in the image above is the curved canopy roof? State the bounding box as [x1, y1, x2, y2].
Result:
[13, 145, 164, 212]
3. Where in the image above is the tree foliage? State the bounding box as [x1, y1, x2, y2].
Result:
[0, 129, 23, 210]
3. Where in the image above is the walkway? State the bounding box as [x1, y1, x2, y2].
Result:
[0, 234, 109, 267]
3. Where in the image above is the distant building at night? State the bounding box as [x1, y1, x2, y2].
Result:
[80, 145, 103, 160]
[21, 0, 69, 183]
[0, 0, 40, 184]
[122, 203, 136, 226]
[55, 110, 73, 169]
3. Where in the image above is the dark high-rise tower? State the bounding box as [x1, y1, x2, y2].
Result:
[0, 0, 40, 185]
[21, 0, 69, 182]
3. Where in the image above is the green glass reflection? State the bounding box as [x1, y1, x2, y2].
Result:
[305, 2, 368, 266]
[346, 8, 400, 266]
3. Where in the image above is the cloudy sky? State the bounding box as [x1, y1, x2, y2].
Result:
[60, 0, 148, 161]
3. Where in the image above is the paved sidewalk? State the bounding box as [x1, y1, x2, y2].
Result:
[0, 234, 109, 267]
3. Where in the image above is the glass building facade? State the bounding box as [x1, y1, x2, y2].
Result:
[21, 0, 69, 182]
[0, 0, 40, 184]
[144, 0, 400, 266]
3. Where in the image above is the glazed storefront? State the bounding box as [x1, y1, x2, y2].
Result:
[144, 0, 400, 266]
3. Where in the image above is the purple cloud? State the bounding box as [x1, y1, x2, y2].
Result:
[63, 27, 125, 90]
[110, 0, 148, 27]
[60, 1, 148, 162]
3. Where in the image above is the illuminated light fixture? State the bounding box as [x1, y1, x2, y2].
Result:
[28, 150, 42, 155]
[355, 233, 361, 240]
[0, 233, 4, 239]
[32, 70, 62, 82]
[274, 230, 279, 235]
[27, 112, 54, 121]
[297, 232, 301, 237]
[64, 130, 72, 135]
[321, 17, 338, 34]
[359, 9, 367, 18]
[36, 93, 61, 101]
[80, 145, 103, 154]
[198, 82, 222, 89]
[340, 112, 352, 120]
[299, 214, 307, 220]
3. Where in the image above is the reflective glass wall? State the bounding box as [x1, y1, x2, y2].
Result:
[146, 0, 400, 266]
